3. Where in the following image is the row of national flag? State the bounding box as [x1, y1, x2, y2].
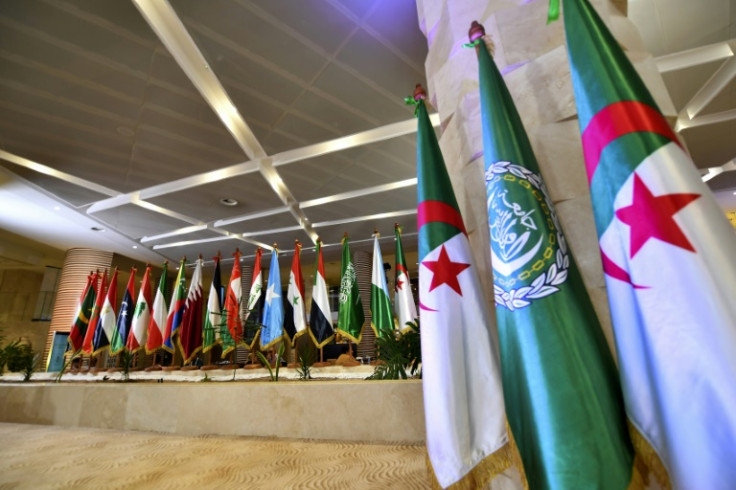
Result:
[419, 1, 736, 489]
[67, 230, 419, 362]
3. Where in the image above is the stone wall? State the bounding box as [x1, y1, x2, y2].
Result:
[0, 269, 49, 358]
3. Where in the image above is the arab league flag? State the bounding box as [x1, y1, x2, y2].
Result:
[127, 265, 152, 353]
[284, 241, 307, 345]
[163, 258, 187, 353]
[261, 248, 284, 350]
[308, 239, 334, 348]
[110, 268, 136, 355]
[145, 263, 168, 354]
[68, 272, 96, 352]
[370, 233, 394, 338]
[179, 258, 203, 364]
[564, 1, 736, 488]
[93, 267, 118, 356]
[82, 269, 107, 355]
[473, 22, 634, 489]
[414, 88, 509, 489]
[202, 256, 223, 354]
[222, 252, 242, 357]
[244, 247, 264, 349]
[393, 224, 417, 333]
[336, 235, 365, 344]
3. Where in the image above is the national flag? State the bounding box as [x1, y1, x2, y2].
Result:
[221, 251, 242, 357]
[93, 267, 118, 356]
[335, 234, 365, 344]
[179, 257, 203, 364]
[244, 247, 264, 349]
[260, 248, 284, 350]
[308, 238, 334, 348]
[202, 256, 223, 354]
[68, 272, 96, 352]
[472, 20, 633, 489]
[370, 232, 394, 338]
[145, 262, 168, 354]
[163, 258, 187, 353]
[127, 265, 152, 353]
[563, 1, 736, 488]
[413, 85, 509, 488]
[82, 269, 107, 355]
[110, 267, 136, 355]
[393, 224, 417, 333]
[284, 241, 307, 345]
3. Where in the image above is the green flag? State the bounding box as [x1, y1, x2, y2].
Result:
[370, 233, 394, 338]
[336, 234, 365, 344]
[473, 22, 633, 489]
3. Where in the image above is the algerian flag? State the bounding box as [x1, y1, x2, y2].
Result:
[202, 256, 223, 354]
[93, 267, 118, 356]
[68, 272, 96, 352]
[163, 258, 187, 353]
[393, 224, 417, 333]
[308, 238, 334, 348]
[370, 233, 394, 338]
[127, 265, 152, 353]
[179, 258, 203, 364]
[564, 1, 736, 488]
[145, 262, 168, 354]
[244, 247, 264, 350]
[414, 88, 508, 488]
[222, 252, 242, 357]
[82, 269, 107, 355]
[284, 241, 307, 345]
[474, 21, 633, 489]
[260, 248, 284, 350]
[110, 268, 135, 355]
[336, 234, 365, 343]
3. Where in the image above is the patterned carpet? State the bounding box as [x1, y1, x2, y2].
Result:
[0, 423, 430, 489]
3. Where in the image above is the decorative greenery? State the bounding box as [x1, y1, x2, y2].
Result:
[19, 344, 41, 382]
[55, 349, 79, 383]
[367, 318, 421, 380]
[200, 372, 212, 382]
[0, 339, 21, 376]
[1, 339, 39, 381]
[295, 343, 315, 381]
[119, 350, 135, 382]
[256, 343, 285, 382]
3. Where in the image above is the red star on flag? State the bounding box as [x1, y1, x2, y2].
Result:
[422, 245, 470, 295]
[395, 278, 404, 292]
[615, 173, 700, 258]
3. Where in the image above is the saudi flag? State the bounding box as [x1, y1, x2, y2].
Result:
[370, 233, 394, 338]
[244, 247, 264, 349]
[82, 270, 107, 355]
[473, 21, 633, 489]
[93, 267, 118, 356]
[110, 268, 136, 355]
[127, 265, 152, 353]
[260, 248, 284, 350]
[68, 272, 96, 352]
[308, 239, 334, 348]
[145, 263, 168, 354]
[178, 258, 203, 364]
[564, 1, 736, 488]
[336, 235, 365, 343]
[284, 241, 307, 345]
[222, 252, 242, 357]
[202, 256, 223, 354]
[163, 259, 187, 353]
[414, 88, 508, 489]
[393, 224, 417, 333]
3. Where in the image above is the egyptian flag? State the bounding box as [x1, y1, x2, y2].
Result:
[179, 257, 203, 364]
[110, 268, 136, 355]
[68, 272, 96, 352]
[563, 1, 736, 488]
[82, 269, 107, 355]
[145, 262, 168, 354]
[393, 224, 417, 333]
[284, 241, 307, 345]
[93, 267, 118, 356]
[222, 251, 242, 356]
[308, 238, 334, 349]
[127, 265, 152, 353]
[163, 258, 187, 353]
[244, 247, 264, 349]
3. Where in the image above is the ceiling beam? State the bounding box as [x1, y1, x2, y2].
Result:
[655, 40, 734, 73]
[677, 55, 736, 125]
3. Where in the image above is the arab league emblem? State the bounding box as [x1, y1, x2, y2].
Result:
[486, 161, 569, 311]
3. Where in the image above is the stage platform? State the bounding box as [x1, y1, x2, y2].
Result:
[0, 368, 425, 444]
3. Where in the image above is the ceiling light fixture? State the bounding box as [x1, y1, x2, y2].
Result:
[132, 245, 138, 249]
[53, 206, 60, 211]
[220, 197, 239, 206]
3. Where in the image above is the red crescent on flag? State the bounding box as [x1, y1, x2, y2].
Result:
[418, 200, 467, 235]
[600, 249, 648, 289]
[419, 301, 438, 312]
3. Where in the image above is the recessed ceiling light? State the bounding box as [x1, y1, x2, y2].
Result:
[220, 198, 238, 206]
[132, 245, 138, 249]
[90, 226, 105, 232]
[53, 206, 60, 211]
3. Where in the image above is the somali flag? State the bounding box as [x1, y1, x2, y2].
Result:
[260, 248, 284, 350]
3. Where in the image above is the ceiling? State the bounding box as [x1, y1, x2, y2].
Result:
[0, 0, 734, 270]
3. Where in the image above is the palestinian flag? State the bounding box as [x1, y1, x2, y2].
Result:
[414, 86, 508, 488]
[308, 238, 334, 348]
[284, 241, 307, 345]
[393, 224, 417, 333]
[222, 251, 242, 357]
[145, 262, 168, 354]
[370, 233, 394, 338]
[243, 247, 264, 349]
[335, 234, 365, 344]
[93, 267, 118, 356]
[202, 256, 223, 354]
[110, 267, 136, 355]
[260, 248, 284, 350]
[179, 258, 203, 364]
[564, 1, 736, 488]
[68, 272, 96, 352]
[163, 258, 187, 353]
[473, 20, 633, 489]
[82, 269, 107, 355]
[127, 265, 152, 353]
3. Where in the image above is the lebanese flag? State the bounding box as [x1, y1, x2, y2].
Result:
[393, 223, 417, 333]
[163, 259, 187, 353]
[93, 267, 118, 356]
[222, 250, 243, 356]
[565, 0, 736, 488]
[82, 269, 107, 354]
[284, 241, 307, 345]
[145, 263, 168, 354]
[178, 258, 203, 364]
[127, 265, 152, 353]
[308, 239, 334, 348]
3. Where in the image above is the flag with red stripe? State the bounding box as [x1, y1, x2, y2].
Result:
[82, 269, 107, 355]
[93, 267, 118, 356]
[68, 272, 96, 352]
[145, 263, 168, 354]
[127, 265, 152, 353]
[163, 259, 187, 353]
[284, 241, 307, 345]
[222, 251, 242, 356]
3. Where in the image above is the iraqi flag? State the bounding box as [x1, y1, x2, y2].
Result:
[564, 0, 736, 488]
[413, 87, 509, 489]
[284, 241, 307, 345]
[222, 251, 242, 357]
[179, 258, 203, 364]
[93, 267, 118, 356]
[260, 248, 284, 350]
[244, 247, 264, 349]
[145, 262, 168, 354]
[110, 268, 136, 355]
[202, 256, 223, 354]
[82, 269, 107, 355]
[68, 272, 96, 352]
[370, 232, 394, 338]
[393, 224, 417, 333]
[308, 239, 334, 348]
[163, 259, 187, 353]
[127, 265, 152, 353]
